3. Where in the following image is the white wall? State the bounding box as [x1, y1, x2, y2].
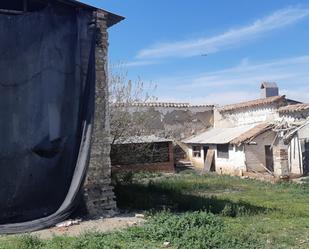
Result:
[288, 136, 303, 175]
[188, 144, 218, 169]
[215, 144, 246, 175]
[215, 105, 279, 128]
[188, 146, 204, 168]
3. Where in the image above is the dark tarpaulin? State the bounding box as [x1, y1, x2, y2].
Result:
[0, 6, 96, 233]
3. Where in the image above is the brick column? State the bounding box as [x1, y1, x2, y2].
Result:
[83, 11, 116, 217]
[273, 139, 289, 177]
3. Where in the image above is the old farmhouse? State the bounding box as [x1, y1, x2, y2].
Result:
[184, 83, 309, 180]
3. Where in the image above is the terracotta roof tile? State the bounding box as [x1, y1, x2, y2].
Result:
[231, 123, 273, 145]
[278, 103, 309, 113]
[219, 95, 286, 112]
[114, 102, 214, 108]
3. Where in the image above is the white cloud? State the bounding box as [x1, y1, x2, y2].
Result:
[123, 60, 158, 67]
[137, 6, 309, 59]
[155, 55, 309, 105]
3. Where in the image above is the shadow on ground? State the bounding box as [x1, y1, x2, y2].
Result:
[114, 182, 270, 217]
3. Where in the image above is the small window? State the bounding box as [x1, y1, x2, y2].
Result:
[193, 146, 201, 158]
[235, 145, 243, 152]
[217, 144, 229, 159]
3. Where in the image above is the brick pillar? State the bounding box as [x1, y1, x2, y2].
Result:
[83, 11, 116, 217]
[273, 139, 289, 177]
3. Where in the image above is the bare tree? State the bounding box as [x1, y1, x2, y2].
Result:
[109, 65, 157, 144]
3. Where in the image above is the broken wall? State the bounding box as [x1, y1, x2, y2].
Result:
[128, 105, 214, 140]
[245, 131, 276, 173]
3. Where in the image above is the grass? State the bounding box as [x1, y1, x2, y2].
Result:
[1, 171, 309, 248]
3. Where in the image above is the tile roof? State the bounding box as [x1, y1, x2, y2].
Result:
[230, 123, 273, 146]
[114, 135, 173, 144]
[219, 95, 286, 112]
[278, 103, 309, 113]
[114, 102, 214, 108]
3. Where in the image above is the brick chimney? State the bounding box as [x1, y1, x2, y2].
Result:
[260, 82, 279, 98]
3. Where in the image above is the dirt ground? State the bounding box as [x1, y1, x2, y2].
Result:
[31, 213, 145, 239]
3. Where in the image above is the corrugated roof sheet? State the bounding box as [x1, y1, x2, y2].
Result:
[279, 103, 309, 113]
[219, 95, 286, 112]
[183, 125, 254, 144]
[114, 135, 173, 144]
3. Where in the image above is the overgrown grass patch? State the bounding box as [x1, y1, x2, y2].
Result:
[114, 171, 309, 248]
[1, 172, 309, 248]
[0, 211, 267, 249]
[114, 172, 271, 217]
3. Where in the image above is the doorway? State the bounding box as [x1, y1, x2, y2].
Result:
[302, 140, 309, 175]
[203, 146, 209, 162]
[265, 145, 274, 172]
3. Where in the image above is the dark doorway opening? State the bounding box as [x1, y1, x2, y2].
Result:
[203, 146, 209, 162]
[265, 145, 274, 172]
[302, 140, 309, 175]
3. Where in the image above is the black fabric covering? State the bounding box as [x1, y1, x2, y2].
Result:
[0, 6, 96, 233]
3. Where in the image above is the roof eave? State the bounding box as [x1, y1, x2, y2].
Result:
[219, 95, 286, 113]
[56, 0, 124, 28]
[97, 9, 125, 28]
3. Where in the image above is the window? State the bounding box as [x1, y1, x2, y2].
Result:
[193, 146, 201, 158]
[217, 144, 229, 159]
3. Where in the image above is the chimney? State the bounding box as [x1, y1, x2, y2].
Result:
[260, 82, 279, 98]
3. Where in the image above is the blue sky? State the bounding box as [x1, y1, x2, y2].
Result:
[84, 0, 309, 105]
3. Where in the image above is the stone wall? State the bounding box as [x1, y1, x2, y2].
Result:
[83, 11, 116, 217]
[128, 105, 214, 140]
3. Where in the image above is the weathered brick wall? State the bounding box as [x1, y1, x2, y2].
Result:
[112, 142, 175, 172]
[83, 11, 116, 217]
